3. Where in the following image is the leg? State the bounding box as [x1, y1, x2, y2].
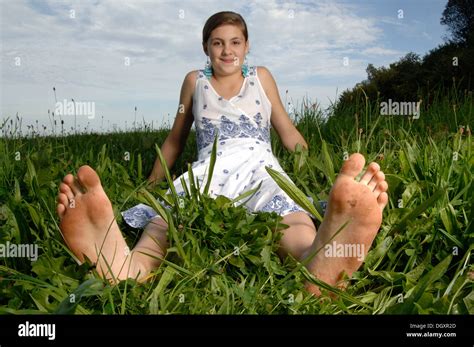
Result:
[128, 216, 168, 281]
[277, 211, 317, 261]
[57, 165, 168, 282]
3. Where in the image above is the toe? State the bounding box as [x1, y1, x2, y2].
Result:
[63, 174, 84, 195]
[340, 153, 366, 178]
[59, 182, 75, 201]
[374, 180, 388, 196]
[377, 192, 388, 209]
[77, 165, 101, 191]
[360, 162, 380, 185]
[368, 171, 385, 191]
[57, 192, 69, 206]
[63, 174, 74, 185]
[57, 203, 66, 219]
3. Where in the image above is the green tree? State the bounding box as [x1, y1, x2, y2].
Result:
[441, 0, 474, 46]
[331, 1, 473, 117]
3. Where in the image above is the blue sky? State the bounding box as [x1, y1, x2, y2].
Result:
[1, 0, 449, 135]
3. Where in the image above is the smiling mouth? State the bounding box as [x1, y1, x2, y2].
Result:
[221, 58, 235, 64]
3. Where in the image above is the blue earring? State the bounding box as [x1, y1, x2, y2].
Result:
[242, 55, 249, 78]
[204, 56, 212, 80]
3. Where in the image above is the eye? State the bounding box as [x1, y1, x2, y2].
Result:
[233, 41, 241, 45]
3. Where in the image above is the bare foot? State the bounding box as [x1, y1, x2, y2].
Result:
[304, 153, 388, 295]
[57, 165, 131, 281]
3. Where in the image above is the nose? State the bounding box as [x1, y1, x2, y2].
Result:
[222, 43, 233, 54]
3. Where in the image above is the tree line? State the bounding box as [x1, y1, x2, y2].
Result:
[334, 0, 473, 113]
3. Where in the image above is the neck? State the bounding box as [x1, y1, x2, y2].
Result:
[210, 70, 244, 83]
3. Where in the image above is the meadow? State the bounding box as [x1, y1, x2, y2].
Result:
[0, 88, 472, 314]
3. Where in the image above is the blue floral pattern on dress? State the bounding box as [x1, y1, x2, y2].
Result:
[197, 117, 218, 151]
[122, 203, 166, 229]
[220, 115, 240, 137]
[196, 113, 271, 151]
[260, 195, 327, 217]
[239, 115, 259, 137]
[261, 195, 290, 214]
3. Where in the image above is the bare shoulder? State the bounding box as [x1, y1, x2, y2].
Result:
[256, 66, 276, 95]
[256, 66, 271, 84]
[181, 70, 198, 100]
[185, 69, 199, 82]
[256, 65, 271, 77]
[257, 66, 280, 102]
[183, 70, 199, 94]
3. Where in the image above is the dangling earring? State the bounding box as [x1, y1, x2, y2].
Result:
[242, 54, 249, 78]
[204, 56, 212, 80]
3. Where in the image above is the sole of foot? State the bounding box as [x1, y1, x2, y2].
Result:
[304, 153, 388, 296]
[57, 165, 129, 279]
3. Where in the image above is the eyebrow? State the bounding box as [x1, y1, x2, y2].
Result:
[211, 37, 242, 41]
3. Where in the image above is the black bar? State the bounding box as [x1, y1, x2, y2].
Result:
[0, 315, 472, 345]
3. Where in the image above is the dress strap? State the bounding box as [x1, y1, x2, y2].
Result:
[196, 69, 206, 80]
[248, 65, 257, 77]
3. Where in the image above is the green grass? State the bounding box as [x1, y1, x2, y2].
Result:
[0, 88, 472, 314]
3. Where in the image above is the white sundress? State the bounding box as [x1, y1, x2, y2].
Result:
[122, 66, 323, 229]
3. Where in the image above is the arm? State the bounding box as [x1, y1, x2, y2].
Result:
[148, 71, 196, 186]
[257, 66, 308, 152]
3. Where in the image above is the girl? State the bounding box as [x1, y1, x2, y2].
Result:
[57, 11, 389, 296]
[122, 11, 318, 235]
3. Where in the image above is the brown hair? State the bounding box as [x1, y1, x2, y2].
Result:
[202, 11, 248, 47]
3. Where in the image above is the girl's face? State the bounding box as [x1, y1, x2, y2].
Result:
[204, 24, 249, 77]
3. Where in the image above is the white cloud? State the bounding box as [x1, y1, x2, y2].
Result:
[0, 0, 405, 132]
[361, 47, 402, 56]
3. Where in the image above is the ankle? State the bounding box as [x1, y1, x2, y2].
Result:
[128, 249, 165, 281]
